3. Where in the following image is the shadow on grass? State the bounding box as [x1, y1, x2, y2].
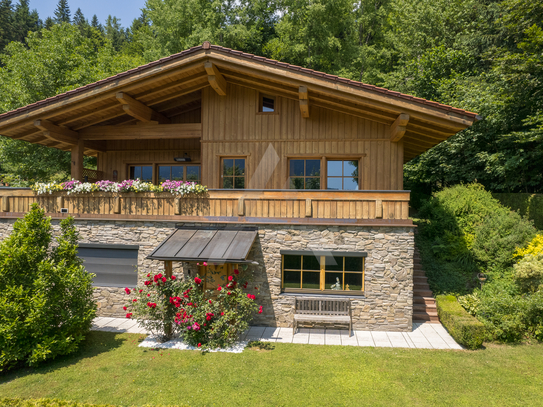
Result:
[0, 331, 129, 383]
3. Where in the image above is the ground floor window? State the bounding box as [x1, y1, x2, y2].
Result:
[281, 250, 365, 294]
[77, 244, 139, 287]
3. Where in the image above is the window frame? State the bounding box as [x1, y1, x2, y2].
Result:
[128, 164, 154, 183]
[280, 250, 366, 296]
[257, 93, 279, 115]
[220, 156, 247, 189]
[157, 164, 202, 184]
[325, 159, 360, 191]
[288, 158, 323, 190]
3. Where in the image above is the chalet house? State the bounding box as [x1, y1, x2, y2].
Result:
[0, 42, 479, 332]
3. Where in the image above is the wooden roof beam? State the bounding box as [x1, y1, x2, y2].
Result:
[79, 123, 201, 140]
[204, 62, 227, 96]
[116, 92, 170, 124]
[34, 119, 79, 144]
[390, 113, 410, 142]
[299, 86, 309, 118]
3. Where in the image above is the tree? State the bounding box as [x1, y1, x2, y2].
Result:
[105, 15, 127, 51]
[90, 14, 103, 33]
[0, 205, 96, 371]
[0, 0, 13, 50]
[54, 0, 70, 24]
[44, 16, 54, 29]
[12, 0, 40, 43]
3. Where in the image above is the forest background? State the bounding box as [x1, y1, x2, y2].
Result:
[0, 0, 541, 195]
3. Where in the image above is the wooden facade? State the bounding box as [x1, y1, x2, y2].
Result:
[0, 42, 480, 225]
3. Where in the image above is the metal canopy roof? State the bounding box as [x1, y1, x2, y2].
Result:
[147, 226, 258, 263]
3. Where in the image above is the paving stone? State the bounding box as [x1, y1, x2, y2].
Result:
[355, 330, 375, 347]
[261, 327, 281, 342]
[371, 331, 392, 347]
[386, 332, 409, 348]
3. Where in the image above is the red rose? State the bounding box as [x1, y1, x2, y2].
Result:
[153, 276, 159, 282]
[157, 273, 163, 279]
[208, 300, 212, 304]
[123, 306, 127, 311]
[144, 281, 151, 286]
[228, 275, 233, 281]
[162, 277, 167, 283]
[227, 292, 231, 295]
[147, 294, 151, 297]
[254, 287, 258, 290]
[234, 269, 239, 275]
[147, 273, 151, 277]
[124, 287, 131, 295]
[197, 343, 201, 348]
[259, 305, 263, 314]
[194, 277, 202, 284]
[126, 313, 132, 318]
[221, 312, 224, 316]
[139, 289, 143, 293]
[133, 299, 137, 302]
[171, 276, 176, 280]
[217, 286, 222, 291]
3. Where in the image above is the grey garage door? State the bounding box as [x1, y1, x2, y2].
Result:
[77, 243, 139, 287]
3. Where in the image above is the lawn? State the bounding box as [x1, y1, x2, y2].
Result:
[1, 332, 543, 407]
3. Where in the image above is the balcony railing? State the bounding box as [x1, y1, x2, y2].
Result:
[0, 188, 411, 225]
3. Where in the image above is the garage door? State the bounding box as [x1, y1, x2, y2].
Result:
[77, 243, 139, 287]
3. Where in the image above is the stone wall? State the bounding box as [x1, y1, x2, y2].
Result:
[0, 218, 414, 331]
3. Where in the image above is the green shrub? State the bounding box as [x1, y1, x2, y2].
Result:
[513, 254, 543, 293]
[0, 204, 96, 372]
[514, 234, 543, 258]
[493, 193, 543, 230]
[471, 211, 536, 272]
[436, 295, 487, 349]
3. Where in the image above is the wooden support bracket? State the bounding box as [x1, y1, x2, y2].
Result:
[34, 119, 79, 144]
[375, 199, 383, 219]
[204, 62, 227, 96]
[116, 92, 170, 124]
[390, 113, 410, 142]
[305, 199, 312, 217]
[299, 86, 309, 118]
[164, 260, 173, 278]
[238, 197, 245, 216]
[114, 196, 121, 214]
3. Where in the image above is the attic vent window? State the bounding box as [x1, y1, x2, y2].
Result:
[259, 94, 276, 113]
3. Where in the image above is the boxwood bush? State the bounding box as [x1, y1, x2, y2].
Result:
[436, 295, 487, 349]
[0, 204, 96, 372]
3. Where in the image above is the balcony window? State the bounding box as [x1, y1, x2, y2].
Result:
[327, 160, 359, 190]
[289, 159, 321, 189]
[158, 165, 201, 184]
[222, 158, 245, 189]
[129, 165, 152, 182]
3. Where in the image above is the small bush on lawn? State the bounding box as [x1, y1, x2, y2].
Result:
[123, 269, 261, 349]
[513, 254, 543, 293]
[0, 204, 96, 372]
[436, 295, 486, 349]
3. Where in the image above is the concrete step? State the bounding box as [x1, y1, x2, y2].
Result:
[413, 296, 436, 305]
[413, 311, 440, 323]
[413, 303, 436, 312]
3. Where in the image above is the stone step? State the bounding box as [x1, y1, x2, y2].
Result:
[413, 303, 436, 312]
[413, 312, 440, 323]
[414, 281, 430, 289]
[413, 296, 436, 305]
[414, 275, 428, 283]
[414, 289, 434, 297]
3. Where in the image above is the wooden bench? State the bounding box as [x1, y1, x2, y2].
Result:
[293, 297, 352, 336]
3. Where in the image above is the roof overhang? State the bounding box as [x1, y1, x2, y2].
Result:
[0, 42, 480, 161]
[147, 225, 258, 264]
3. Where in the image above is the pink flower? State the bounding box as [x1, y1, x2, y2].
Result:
[217, 286, 222, 291]
[194, 277, 202, 284]
[203, 262, 208, 266]
[228, 275, 233, 281]
[247, 294, 256, 300]
[124, 287, 131, 295]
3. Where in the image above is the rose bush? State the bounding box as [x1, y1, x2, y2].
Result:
[123, 267, 261, 349]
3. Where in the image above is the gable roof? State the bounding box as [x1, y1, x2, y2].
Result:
[0, 41, 480, 161]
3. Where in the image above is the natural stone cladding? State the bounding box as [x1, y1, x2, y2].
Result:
[0, 218, 414, 331]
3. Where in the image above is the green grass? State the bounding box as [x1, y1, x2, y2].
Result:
[1, 332, 543, 407]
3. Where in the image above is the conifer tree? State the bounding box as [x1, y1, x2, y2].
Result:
[44, 16, 54, 30]
[53, 0, 70, 24]
[12, 0, 40, 43]
[0, 0, 13, 50]
[90, 14, 103, 33]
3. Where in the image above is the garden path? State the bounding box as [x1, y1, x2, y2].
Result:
[91, 317, 462, 350]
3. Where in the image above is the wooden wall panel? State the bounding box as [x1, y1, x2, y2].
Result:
[201, 84, 404, 190]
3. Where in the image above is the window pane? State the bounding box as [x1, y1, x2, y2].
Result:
[306, 160, 321, 177]
[283, 270, 301, 288]
[327, 177, 342, 190]
[223, 159, 234, 176]
[343, 177, 359, 190]
[262, 97, 275, 112]
[129, 166, 137, 179]
[344, 273, 363, 291]
[302, 271, 320, 289]
[284, 255, 301, 270]
[290, 177, 305, 189]
[325, 256, 343, 272]
[234, 159, 245, 176]
[171, 166, 184, 181]
[223, 177, 234, 189]
[234, 177, 245, 189]
[158, 166, 170, 183]
[303, 255, 320, 271]
[305, 178, 320, 189]
[290, 160, 304, 177]
[345, 257, 363, 271]
[326, 273, 343, 290]
[327, 160, 343, 176]
[344, 160, 358, 178]
[141, 166, 152, 182]
[186, 166, 200, 182]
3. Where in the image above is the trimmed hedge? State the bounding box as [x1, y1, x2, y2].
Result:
[493, 193, 543, 230]
[0, 399, 186, 407]
[436, 295, 487, 349]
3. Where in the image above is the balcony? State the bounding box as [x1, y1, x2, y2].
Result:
[0, 188, 412, 226]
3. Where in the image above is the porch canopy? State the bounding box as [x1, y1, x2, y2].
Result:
[147, 225, 258, 264]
